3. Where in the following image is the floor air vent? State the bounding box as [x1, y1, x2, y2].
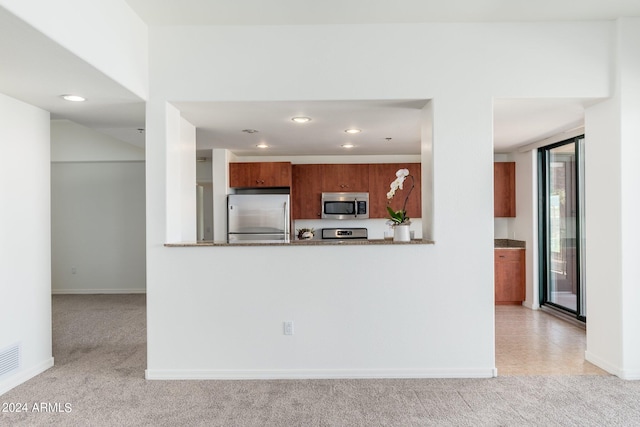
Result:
[0, 344, 20, 377]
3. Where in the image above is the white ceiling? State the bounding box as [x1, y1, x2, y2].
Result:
[0, 7, 146, 147]
[3, 2, 634, 155]
[176, 100, 426, 156]
[492, 98, 595, 152]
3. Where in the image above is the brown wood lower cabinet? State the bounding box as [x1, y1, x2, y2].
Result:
[495, 249, 525, 305]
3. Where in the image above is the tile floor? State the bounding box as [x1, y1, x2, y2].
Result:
[495, 305, 608, 376]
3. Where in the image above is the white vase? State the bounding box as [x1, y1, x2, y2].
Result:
[393, 224, 411, 242]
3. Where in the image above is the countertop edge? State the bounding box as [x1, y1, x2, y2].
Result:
[165, 239, 435, 247]
[494, 238, 526, 249]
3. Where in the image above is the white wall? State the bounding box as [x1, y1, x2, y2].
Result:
[0, 0, 148, 99]
[512, 150, 538, 309]
[51, 120, 145, 162]
[50, 120, 146, 294]
[51, 162, 146, 294]
[294, 219, 422, 241]
[145, 21, 611, 379]
[0, 93, 53, 394]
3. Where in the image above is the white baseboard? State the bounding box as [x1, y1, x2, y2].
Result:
[618, 369, 640, 380]
[585, 351, 640, 380]
[145, 367, 496, 380]
[51, 289, 146, 295]
[0, 357, 54, 396]
[585, 351, 620, 377]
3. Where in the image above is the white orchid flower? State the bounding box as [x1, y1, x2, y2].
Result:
[388, 169, 412, 203]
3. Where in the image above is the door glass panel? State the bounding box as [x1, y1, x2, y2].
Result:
[539, 136, 585, 320]
[547, 144, 577, 312]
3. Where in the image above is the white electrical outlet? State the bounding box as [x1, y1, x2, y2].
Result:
[283, 321, 294, 335]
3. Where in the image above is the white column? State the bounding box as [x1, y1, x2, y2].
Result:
[421, 101, 434, 241]
[430, 93, 496, 373]
[179, 117, 197, 242]
[585, 17, 640, 379]
[211, 149, 230, 242]
[618, 17, 640, 380]
[163, 103, 197, 243]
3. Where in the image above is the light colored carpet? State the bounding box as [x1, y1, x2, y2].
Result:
[2, 295, 640, 426]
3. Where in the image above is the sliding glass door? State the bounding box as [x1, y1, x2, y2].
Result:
[538, 136, 586, 321]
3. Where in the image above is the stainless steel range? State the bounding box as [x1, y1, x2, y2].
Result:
[321, 228, 368, 241]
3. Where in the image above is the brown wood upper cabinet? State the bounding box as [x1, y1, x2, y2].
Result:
[229, 162, 292, 188]
[320, 164, 369, 192]
[494, 162, 516, 217]
[494, 248, 525, 304]
[368, 163, 421, 219]
[292, 164, 324, 219]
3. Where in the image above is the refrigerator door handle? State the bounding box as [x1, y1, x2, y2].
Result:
[283, 202, 288, 235]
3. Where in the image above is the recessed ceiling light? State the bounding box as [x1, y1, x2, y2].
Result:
[242, 129, 259, 133]
[341, 143, 355, 149]
[61, 94, 86, 102]
[345, 129, 361, 134]
[256, 143, 269, 149]
[292, 117, 311, 123]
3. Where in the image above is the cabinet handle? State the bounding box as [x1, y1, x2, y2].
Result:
[499, 255, 505, 258]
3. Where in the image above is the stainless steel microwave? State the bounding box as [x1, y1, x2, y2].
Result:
[321, 192, 369, 219]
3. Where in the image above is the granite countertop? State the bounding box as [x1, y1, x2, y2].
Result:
[494, 239, 526, 249]
[165, 239, 434, 247]
[166, 239, 519, 248]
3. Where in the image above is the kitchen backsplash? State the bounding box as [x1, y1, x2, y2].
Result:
[294, 218, 423, 240]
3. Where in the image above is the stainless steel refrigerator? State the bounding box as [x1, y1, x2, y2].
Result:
[227, 194, 290, 243]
